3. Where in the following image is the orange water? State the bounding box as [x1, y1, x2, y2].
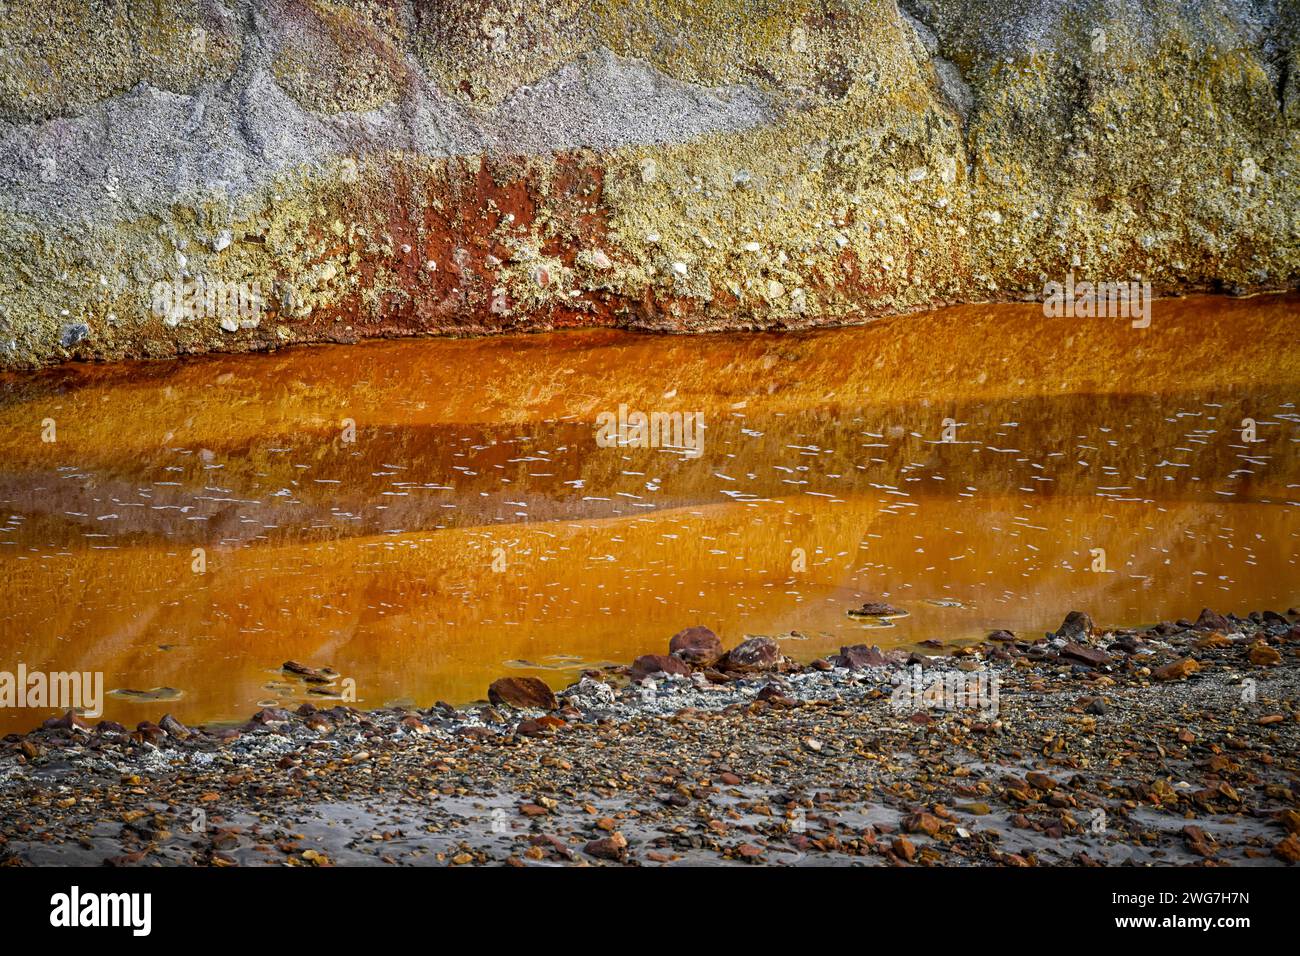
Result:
[0, 295, 1297, 732]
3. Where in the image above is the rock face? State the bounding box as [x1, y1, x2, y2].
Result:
[1, 0, 1296, 368]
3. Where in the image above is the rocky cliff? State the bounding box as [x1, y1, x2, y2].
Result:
[0, 0, 1296, 367]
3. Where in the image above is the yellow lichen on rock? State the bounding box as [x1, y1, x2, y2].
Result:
[0, 0, 242, 122]
[0, 0, 1294, 367]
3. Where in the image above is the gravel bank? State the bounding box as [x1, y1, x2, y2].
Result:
[2, 607, 1298, 866]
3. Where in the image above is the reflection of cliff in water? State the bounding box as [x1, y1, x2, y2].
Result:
[0, 490, 1292, 734]
[0, 294, 1297, 731]
[1, 296, 1297, 550]
[0, 385, 1292, 547]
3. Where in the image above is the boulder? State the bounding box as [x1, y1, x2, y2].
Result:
[1026, 772, 1058, 791]
[628, 654, 691, 682]
[833, 644, 891, 669]
[1059, 642, 1109, 668]
[487, 676, 558, 710]
[1195, 608, 1231, 630]
[722, 636, 781, 671]
[41, 710, 93, 731]
[282, 660, 339, 683]
[668, 625, 723, 664]
[584, 832, 627, 861]
[848, 601, 906, 618]
[1249, 643, 1282, 666]
[1153, 658, 1200, 681]
[903, 811, 942, 837]
[1054, 611, 1094, 642]
[158, 713, 192, 740]
[559, 676, 616, 710]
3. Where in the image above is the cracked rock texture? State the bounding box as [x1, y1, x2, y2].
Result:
[0, 0, 1296, 367]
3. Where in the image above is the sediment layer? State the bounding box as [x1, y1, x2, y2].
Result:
[1, 0, 1297, 367]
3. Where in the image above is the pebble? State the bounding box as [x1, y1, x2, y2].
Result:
[1153, 657, 1200, 681]
[1250, 643, 1282, 666]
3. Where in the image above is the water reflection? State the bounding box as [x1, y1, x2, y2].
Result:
[0, 294, 1297, 731]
